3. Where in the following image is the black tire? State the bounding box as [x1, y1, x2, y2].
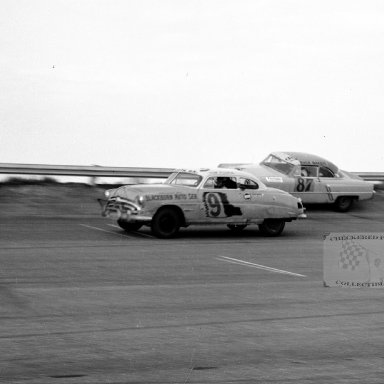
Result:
[117, 219, 142, 232]
[258, 219, 285, 236]
[151, 208, 181, 238]
[227, 224, 247, 232]
[334, 196, 354, 212]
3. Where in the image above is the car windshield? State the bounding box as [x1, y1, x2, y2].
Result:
[165, 172, 202, 187]
[261, 154, 296, 175]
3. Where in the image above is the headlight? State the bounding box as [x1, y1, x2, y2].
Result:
[136, 195, 145, 207]
[105, 189, 115, 198]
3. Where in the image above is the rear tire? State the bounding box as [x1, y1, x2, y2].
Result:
[117, 219, 142, 232]
[151, 208, 181, 238]
[227, 224, 247, 232]
[334, 196, 354, 212]
[258, 219, 285, 236]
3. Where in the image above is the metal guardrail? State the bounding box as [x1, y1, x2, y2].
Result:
[0, 163, 383, 182]
[0, 163, 174, 179]
[351, 172, 384, 182]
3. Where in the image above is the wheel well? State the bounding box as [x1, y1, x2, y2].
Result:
[155, 205, 186, 227]
[334, 195, 358, 212]
[263, 218, 292, 222]
[336, 195, 359, 201]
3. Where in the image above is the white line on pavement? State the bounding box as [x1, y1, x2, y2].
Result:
[79, 224, 131, 238]
[107, 224, 155, 238]
[217, 256, 307, 277]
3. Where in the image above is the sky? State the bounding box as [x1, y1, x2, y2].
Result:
[1, 0, 383, 172]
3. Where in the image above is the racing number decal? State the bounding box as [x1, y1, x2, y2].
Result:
[295, 177, 314, 192]
[205, 192, 222, 217]
[203, 192, 242, 218]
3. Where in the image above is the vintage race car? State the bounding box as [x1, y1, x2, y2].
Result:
[101, 168, 306, 238]
[219, 152, 375, 212]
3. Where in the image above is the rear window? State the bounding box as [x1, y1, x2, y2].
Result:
[318, 166, 335, 178]
[238, 177, 259, 189]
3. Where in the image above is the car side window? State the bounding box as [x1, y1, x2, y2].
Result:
[203, 177, 238, 189]
[203, 177, 215, 189]
[216, 177, 237, 189]
[300, 166, 318, 177]
[238, 177, 259, 190]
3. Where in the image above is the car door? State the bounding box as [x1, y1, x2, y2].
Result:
[290, 165, 329, 203]
[197, 176, 246, 224]
[315, 166, 351, 203]
[236, 177, 267, 221]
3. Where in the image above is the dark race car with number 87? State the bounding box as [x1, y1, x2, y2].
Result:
[100, 168, 306, 238]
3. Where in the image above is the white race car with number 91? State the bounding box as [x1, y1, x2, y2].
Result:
[101, 168, 306, 238]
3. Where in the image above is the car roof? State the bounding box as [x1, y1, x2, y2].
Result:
[173, 168, 263, 180]
[270, 152, 339, 173]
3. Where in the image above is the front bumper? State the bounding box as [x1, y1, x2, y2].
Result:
[297, 198, 306, 219]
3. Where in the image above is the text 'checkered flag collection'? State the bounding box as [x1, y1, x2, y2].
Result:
[339, 240, 368, 271]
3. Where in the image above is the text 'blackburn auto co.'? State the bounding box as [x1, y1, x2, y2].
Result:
[145, 193, 198, 201]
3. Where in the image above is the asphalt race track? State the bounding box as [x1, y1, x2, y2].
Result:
[1, 190, 384, 384]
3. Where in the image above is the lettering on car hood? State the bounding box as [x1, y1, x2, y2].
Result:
[114, 184, 199, 202]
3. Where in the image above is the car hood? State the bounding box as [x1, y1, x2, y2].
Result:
[110, 183, 180, 199]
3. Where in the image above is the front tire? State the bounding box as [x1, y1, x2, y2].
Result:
[151, 208, 181, 238]
[117, 219, 142, 232]
[334, 196, 354, 212]
[258, 219, 285, 236]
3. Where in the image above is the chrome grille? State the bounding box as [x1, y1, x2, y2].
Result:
[105, 197, 138, 213]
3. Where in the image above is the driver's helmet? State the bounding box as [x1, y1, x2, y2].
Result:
[215, 177, 225, 188]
